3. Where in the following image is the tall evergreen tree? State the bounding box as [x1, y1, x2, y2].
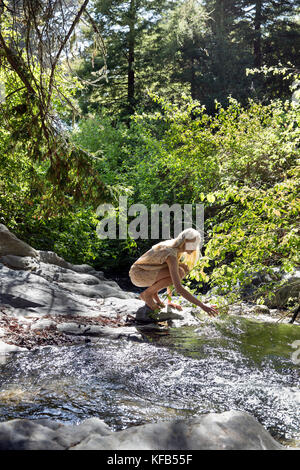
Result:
[77, 0, 171, 117]
[240, 0, 300, 98]
[202, 0, 299, 102]
[195, 0, 252, 109]
[241, 0, 299, 68]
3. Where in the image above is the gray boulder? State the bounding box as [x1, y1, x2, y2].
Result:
[34, 263, 101, 285]
[38, 250, 98, 274]
[53, 418, 111, 448]
[238, 267, 300, 308]
[59, 282, 130, 299]
[56, 322, 143, 341]
[0, 419, 64, 450]
[0, 225, 38, 258]
[104, 297, 146, 316]
[0, 261, 137, 319]
[0, 264, 91, 316]
[0, 254, 107, 283]
[0, 417, 111, 450]
[0, 224, 105, 276]
[71, 411, 284, 450]
[0, 264, 132, 318]
[0, 411, 285, 450]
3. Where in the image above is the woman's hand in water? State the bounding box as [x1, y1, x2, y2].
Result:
[200, 303, 219, 317]
[166, 256, 218, 317]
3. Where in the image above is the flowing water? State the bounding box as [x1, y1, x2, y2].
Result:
[0, 314, 299, 444]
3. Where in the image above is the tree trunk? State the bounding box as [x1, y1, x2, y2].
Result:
[254, 0, 262, 67]
[127, 0, 136, 114]
[190, 57, 196, 100]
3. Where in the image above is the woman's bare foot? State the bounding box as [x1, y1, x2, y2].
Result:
[139, 291, 160, 310]
[167, 302, 183, 311]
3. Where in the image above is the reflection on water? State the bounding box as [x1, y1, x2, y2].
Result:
[0, 315, 299, 442]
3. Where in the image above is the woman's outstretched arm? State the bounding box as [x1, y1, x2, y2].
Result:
[166, 256, 219, 317]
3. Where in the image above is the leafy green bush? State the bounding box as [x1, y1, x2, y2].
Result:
[200, 166, 300, 301]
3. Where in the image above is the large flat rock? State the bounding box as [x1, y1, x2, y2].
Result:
[59, 282, 130, 299]
[0, 411, 285, 450]
[0, 264, 134, 318]
[71, 411, 284, 450]
[56, 322, 143, 341]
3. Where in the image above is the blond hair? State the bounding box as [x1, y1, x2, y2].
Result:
[158, 228, 201, 272]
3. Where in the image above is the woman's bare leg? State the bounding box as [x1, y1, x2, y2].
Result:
[139, 265, 187, 310]
[140, 267, 186, 310]
[151, 284, 183, 311]
[153, 292, 165, 307]
[139, 267, 172, 310]
[139, 291, 160, 310]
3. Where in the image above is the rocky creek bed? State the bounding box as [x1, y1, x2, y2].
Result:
[0, 224, 299, 450]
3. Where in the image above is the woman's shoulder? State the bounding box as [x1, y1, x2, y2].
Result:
[152, 242, 178, 260]
[133, 240, 178, 266]
[164, 246, 178, 257]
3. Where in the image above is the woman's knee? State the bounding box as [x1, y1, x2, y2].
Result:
[154, 265, 186, 283]
[154, 267, 171, 282]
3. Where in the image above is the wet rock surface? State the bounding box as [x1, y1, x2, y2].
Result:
[0, 260, 297, 352]
[0, 248, 143, 350]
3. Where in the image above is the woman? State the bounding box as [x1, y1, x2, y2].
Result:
[129, 228, 218, 317]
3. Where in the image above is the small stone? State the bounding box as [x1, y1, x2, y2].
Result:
[135, 304, 156, 323]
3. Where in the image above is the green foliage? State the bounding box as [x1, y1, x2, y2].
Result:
[77, 0, 299, 113]
[76, 0, 172, 116]
[70, 113, 132, 185]
[119, 94, 299, 203]
[201, 168, 300, 300]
